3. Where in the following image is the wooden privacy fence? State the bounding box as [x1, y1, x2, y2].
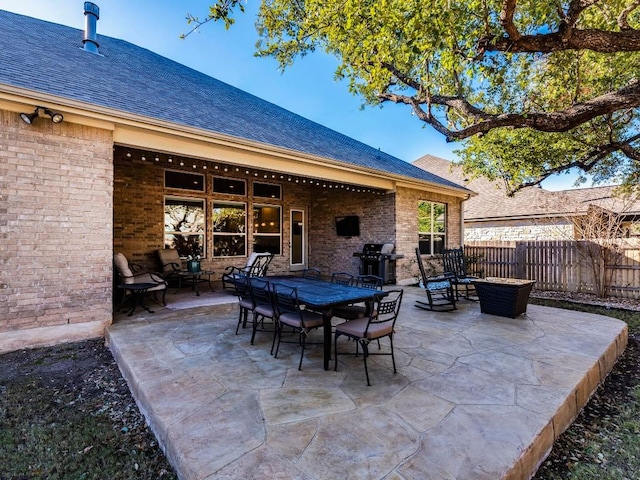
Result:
[464, 240, 640, 300]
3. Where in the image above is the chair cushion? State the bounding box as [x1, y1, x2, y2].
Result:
[279, 311, 323, 329]
[114, 253, 134, 284]
[157, 249, 182, 273]
[335, 318, 393, 339]
[134, 272, 167, 291]
[254, 303, 275, 318]
[239, 298, 254, 309]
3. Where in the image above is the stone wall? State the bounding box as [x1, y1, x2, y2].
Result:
[0, 109, 113, 352]
[465, 219, 574, 242]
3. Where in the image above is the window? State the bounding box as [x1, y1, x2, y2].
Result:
[165, 170, 205, 192]
[253, 204, 281, 254]
[213, 177, 246, 196]
[253, 182, 282, 200]
[212, 202, 246, 257]
[164, 197, 205, 257]
[418, 201, 446, 255]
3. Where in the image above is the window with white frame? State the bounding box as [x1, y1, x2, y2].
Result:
[164, 197, 205, 258]
[418, 201, 446, 255]
[212, 202, 247, 257]
[253, 204, 281, 254]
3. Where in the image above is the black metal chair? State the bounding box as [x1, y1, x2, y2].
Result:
[415, 248, 456, 311]
[246, 277, 277, 346]
[334, 289, 403, 386]
[221, 252, 274, 289]
[271, 283, 324, 370]
[301, 268, 322, 280]
[331, 272, 354, 286]
[441, 247, 478, 300]
[332, 275, 383, 321]
[232, 274, 253, 335]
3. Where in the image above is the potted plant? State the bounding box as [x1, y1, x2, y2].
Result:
[187, 242, 201, 273]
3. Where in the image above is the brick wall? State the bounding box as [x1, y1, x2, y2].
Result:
[308, 189, 396, 276]
[394, 186, 463, 283]
[113, 150, 465, 286]
[113, 151, 429, 283]
[114, 150, 314, 276]
[0, 109, 113, 345]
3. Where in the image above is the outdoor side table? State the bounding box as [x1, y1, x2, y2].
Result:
[117, 282, 157, 316]
[472, 277, 536, 318]
[176, 270, 215, 296]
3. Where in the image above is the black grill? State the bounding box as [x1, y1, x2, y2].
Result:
[353, 243, 404, 284]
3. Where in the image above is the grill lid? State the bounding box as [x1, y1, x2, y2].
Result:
[362, 243, 384, 253]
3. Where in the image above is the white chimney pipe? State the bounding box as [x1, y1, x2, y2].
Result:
[83, 2, 100, 53]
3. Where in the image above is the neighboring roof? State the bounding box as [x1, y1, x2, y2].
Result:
[0, 9, 472, 196]
[413, 154, 640, 221]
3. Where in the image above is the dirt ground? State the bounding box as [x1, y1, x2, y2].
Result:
[0, 339, 177, 479]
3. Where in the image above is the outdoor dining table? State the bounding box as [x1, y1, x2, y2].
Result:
[264, 275, 387, 370]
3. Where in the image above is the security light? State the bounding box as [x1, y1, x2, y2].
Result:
[20, 106, 64, 124]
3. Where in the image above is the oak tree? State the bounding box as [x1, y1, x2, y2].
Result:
[187, 0, 640, 194]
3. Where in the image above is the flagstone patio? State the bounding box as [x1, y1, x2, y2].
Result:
[105, 286, 627, 480]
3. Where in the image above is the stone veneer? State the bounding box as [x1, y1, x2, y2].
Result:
[0, 109, 113, 352]
[465, 220, 574, 242]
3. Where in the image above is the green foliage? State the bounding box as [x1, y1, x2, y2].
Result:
[194, 1, 640, 192]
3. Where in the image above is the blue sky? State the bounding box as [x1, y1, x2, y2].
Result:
[2, 0, 585, 190]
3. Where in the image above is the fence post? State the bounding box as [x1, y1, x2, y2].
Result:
[515, 242, 526, 279]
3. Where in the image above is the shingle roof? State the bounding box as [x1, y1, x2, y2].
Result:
[0, 9, 471, 195]
[413, 155, 640, 220]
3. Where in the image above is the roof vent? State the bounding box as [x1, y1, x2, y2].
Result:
[82, 2, 100, 53]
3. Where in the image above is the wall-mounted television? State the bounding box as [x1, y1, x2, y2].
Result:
[335, 215, 360, 237]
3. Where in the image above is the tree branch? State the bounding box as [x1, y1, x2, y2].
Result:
[483, 28, 640, 53]
[618, 0, 640, 29]
[378, 79, 640, 141]
[499, 0, 521, 41]
[511, 133, 640, 193]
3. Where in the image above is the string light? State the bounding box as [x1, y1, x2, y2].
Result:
[118, 148, 386, 195]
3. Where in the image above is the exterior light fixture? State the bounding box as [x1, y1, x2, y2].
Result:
[45, 108, 64, 123]
[20, 106, 64, 124]
[20, 108, 39, 124]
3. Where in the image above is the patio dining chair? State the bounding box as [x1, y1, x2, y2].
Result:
[247, 277, 277, 346]
[301, 268, 322, 280]
[271, 283, 324, 370]
[332, 275, 383, 321]
[221, 252, 274, 289]
[415, 248, 457, 312]
[331, 272, 354, 286]
[334, 289, 403, 386]
[232, 274, 253, 335]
